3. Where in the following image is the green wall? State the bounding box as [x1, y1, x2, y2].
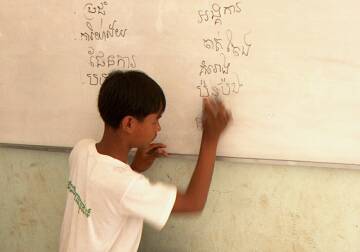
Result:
[1, 146, 360, 251]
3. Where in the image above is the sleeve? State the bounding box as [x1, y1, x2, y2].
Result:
[121, 174, 177, 230]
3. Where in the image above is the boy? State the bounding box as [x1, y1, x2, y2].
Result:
[59, 70, 231, 251]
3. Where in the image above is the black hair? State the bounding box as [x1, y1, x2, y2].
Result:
[98, 70, 166, 129]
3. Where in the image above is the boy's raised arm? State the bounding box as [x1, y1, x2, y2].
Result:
[172, 98, 232, 212]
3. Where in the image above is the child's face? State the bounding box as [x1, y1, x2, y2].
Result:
[134, 112, 162, 147]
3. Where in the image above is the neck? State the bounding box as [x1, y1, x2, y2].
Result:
[95, 126, 130, 163]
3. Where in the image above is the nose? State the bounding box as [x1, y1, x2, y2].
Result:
[157, 122, 161, 132]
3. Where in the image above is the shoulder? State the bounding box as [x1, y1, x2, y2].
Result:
[69, 139, 95, 161]
[73, 139, 95, 151]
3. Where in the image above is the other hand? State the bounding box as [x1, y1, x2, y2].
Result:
[131, 143, 168, 172]
[202, 97, 232, 140]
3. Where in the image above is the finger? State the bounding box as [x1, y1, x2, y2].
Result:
[147, 143, 166, 153]
[217, 99, 226, 113]
[149, 143, 167, 149]
[223, 109, 232, 126]
[215, 100, 226, 116]
[202, 98, 210, 122]
[227, 109, 233, 122]
[203, 98, 210, 112]
[148, 145, 167, 156]
[154, 148, 169, 157]
[159, 150, 169, 157]
[204, 98, 217, 117]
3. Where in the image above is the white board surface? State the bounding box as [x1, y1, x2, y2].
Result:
[1, 1, 360, 164]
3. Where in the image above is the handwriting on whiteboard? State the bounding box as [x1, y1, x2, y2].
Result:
[80, 20, 127, 41]
[197, 2, 242, 26]
[203, 30, 251, 57]
[195, 1, 252, 100]
[194, 1, 253, 128]
[77, 1, 137, 86]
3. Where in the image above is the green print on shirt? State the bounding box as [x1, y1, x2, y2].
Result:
[67, 180, 92, 217]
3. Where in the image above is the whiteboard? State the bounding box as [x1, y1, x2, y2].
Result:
[1, 0, 360, 164]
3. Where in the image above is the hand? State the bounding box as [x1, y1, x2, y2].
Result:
[202, 97, 232, 140]
[131, 143, 168, 173]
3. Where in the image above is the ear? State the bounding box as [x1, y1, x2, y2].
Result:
[121, 116, 138, 133]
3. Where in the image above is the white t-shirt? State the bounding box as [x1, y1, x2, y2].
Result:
[59, 139, 177, 252]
